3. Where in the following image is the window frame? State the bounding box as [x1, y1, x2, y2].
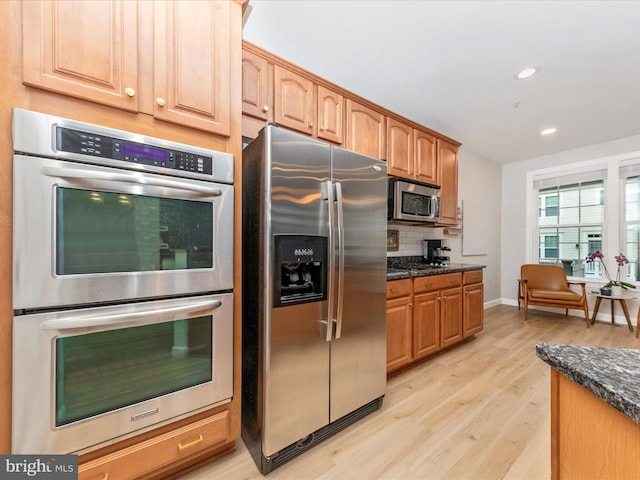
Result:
[525, 156, 640, 285]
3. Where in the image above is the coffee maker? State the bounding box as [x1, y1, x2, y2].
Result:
[423, 239, 451, 266]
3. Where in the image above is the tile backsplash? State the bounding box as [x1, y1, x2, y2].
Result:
[386, 224, 458, 257]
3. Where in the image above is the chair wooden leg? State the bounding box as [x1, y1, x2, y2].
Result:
[583, 304, 590, 328]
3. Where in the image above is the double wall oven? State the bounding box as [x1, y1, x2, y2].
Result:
[11, 109, 234, 454]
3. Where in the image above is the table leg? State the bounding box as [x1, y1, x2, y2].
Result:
[619, 299, 634, 332]
[611, 299, 615, 324]
[591, 297, 602, 325]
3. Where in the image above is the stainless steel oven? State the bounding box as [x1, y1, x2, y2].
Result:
[12, 294, 233, 454]
[11, 109, 235, 454]
[12, 108, 233, 311]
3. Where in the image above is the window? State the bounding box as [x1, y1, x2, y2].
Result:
[622, 170, 640, 282]
[534, 173, 605, 279]
[529, 158, 640, 285]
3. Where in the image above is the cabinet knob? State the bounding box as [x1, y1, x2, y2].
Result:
[309, 122, 313, 129]
[263, 105, 270, 112]
[156, 97, 166, 107]
[124, 87, 136, 97]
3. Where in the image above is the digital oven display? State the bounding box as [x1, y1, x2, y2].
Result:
[122, 142, 169, 163]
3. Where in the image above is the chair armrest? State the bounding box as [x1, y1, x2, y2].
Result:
[567, 280, 586, 285]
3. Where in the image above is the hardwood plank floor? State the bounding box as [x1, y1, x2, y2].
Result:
[177, 305, 640, 480]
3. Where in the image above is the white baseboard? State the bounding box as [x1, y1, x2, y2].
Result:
[495, 297, 638, 328]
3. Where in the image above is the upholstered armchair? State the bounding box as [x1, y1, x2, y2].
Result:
[520, 264, 590, 327]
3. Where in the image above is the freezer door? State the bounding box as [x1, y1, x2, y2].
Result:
[262, 128, 332, 456]
[329, 148, 387, 422]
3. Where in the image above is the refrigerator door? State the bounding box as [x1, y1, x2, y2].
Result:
[329, 148, 387, 422]
[262, 127, 332, 456]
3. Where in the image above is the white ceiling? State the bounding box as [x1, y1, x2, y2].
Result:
[242, 0, 640, 164]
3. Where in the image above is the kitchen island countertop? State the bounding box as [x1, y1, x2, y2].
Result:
[536, 343, 640, 425]
[387, 256, 485, 281]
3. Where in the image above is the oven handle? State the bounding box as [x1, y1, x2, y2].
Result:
[41, 166, 222, 197]
[40, 300, 222, 331]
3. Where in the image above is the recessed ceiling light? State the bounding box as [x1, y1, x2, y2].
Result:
[515, 66, 540, 80]
[541, 128, 557, 135]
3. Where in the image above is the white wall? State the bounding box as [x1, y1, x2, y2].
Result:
[388, 147, 502, 303]
[501, 134, 640, 308]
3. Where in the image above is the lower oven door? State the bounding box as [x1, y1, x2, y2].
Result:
[12, 293, 233, 454]
[13, 154, 233, 310]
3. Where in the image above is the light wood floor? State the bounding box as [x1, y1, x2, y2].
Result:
[178, 305, 640, 480]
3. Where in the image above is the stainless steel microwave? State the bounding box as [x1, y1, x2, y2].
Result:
[388, 177, 440, 223]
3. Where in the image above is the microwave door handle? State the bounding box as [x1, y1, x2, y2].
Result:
[40, 300, 222, 331]
[40, 166, 222, 197]
[334, 181, 345, 339]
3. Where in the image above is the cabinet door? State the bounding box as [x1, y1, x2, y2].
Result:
[387, 117, 413, 178]
[273, 65, 314, 135]
[317, 85, 344, 144]
[440, 286, 463, 348]
[413, 291, 441, 360]
[463, 283, 484, 337]
[22, 0, 139, 111]
[242, 49, 271, 121]
[345, 99, 386, 159]
[154, 0, 231, 136]
[386, 296, 413, 374]
[414, 129, 438, 185]
[438, 139, 459, 224]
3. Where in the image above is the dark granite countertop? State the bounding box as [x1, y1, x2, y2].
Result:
[387, 256, 485, 281]
[536, 343, 640, 425]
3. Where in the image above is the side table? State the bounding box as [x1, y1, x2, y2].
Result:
[590, 292, 635, 332]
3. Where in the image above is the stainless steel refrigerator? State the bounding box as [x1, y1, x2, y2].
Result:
[242, 126, 387, 473]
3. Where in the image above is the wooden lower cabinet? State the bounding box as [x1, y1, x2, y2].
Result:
[387, 270, 482, 375]
[79, 411, 230, 480]
[463, 270, 484, 338]
[550, 369, 640, 479]
[386, 279, 413, 373]
[413, 290, 440, 360]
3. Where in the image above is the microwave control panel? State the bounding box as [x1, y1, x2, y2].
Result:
[56, 127, 213, 175]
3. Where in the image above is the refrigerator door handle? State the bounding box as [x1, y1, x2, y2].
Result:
[323, 179, 336, 342]
[334, 181, 345, 339]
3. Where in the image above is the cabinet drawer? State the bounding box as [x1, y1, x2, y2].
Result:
[387, 278, 412, 299]
[414, 273, 461, 293]
[79, 411, 230, 480]
[463, 270, 483, 285]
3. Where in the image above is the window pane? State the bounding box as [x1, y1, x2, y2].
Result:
[558, 206, 579, 224]
[537, 179, 604, 279]
[558, 186, 579, 207]
[581, 205, 604, 223]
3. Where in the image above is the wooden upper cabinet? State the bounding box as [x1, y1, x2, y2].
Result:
[22, 0, 139, 111]
[438, 139, 459, 225]
[242, 49, 272, 122]
[153, 0, 231, 136]
[387, 117, 413, 178]
[274, 65, 314, 135]
[317, 85, 343, 144]
[414, 129, 438, 185]
[22, 0, 233, 136]
[345, 99, 386, 160]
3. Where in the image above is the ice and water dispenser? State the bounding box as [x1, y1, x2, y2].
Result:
[273, 235, 327, 307]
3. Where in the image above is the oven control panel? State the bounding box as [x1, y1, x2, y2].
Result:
[56, 127, 213, 175]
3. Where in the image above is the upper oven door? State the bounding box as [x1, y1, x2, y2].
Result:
[13, 155, 234, 310]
